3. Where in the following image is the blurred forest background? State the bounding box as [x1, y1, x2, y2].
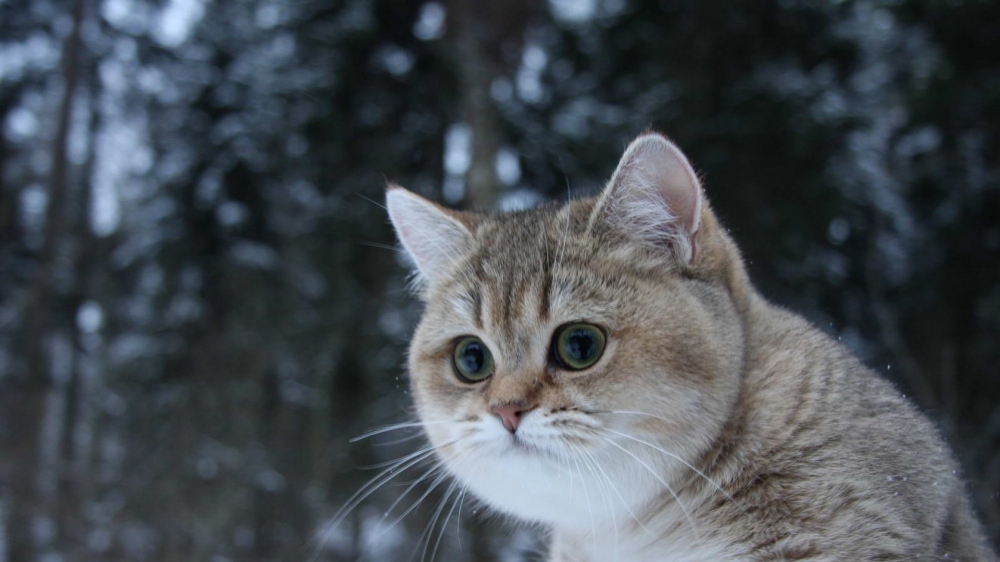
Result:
[0, 0, 998, 560]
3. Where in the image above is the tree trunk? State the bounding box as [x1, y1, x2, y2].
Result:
[448, 0, 533, 211]
[0, 90, 20, 249]
[5, 0, 87, 559]
[456, 23, 501, 210]
[25, 0, 86, 380]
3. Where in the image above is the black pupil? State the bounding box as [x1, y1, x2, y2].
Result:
[460, 341, 485, 373]
[565, 329, 595, 361]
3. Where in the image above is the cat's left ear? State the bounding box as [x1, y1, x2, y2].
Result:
[591, 133, 703, 263]
[386, 185, 474, 285]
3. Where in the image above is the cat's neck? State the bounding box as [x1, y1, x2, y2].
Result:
[696, 291, 852, 487]
[689, 207, 755, 319]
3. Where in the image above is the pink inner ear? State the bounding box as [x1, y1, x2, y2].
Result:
[664, 177, 699, 235]
[595, 134, 704, 262]
[621, 135, 702, 234]
[386, 186, 473, 280]
[395, 222, 425, 263]
[647, 139, 702, 236]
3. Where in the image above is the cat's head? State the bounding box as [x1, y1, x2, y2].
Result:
[386, 133, 750, 528]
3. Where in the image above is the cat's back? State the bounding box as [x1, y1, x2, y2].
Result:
[711, 298, 996, 561]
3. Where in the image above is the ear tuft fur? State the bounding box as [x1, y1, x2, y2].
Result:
[590, 133, 703, 263]
[386, 185, 473, 285]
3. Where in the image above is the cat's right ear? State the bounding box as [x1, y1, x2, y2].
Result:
[386, 185, 474, 285]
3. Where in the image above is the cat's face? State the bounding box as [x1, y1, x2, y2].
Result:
[388, 134, 747, 529]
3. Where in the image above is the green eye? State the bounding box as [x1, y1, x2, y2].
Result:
[453, 336, 494, 382]
[553, 323, 606, 370]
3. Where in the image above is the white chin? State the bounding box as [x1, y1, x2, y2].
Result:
[446, 441, 624, 528]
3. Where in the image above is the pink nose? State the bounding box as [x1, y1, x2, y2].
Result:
[493, 403, 530, 433]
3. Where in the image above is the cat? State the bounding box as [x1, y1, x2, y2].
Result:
[384, 132, 997, 561]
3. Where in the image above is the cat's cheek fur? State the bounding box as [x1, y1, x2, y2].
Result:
[603, 280, 745, 445]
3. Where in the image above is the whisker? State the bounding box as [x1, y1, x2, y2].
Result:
[372, 463, 450, 537]
[594, 434, 703, 544]
[357, 240, 406, 253]
[309, 447, 434, 562]
[317, 438, 460, 553]
[583, 443, 642, 543]
[543, 217, 550, 283]
[361, 471, 452, 561]
[571, 450, 599, 556]
[600, 427, 734, 503]
[372, 431, 427, 448]
[333, 451, 431, 521]
[596, 409, 677, 426]
[590, 445, 659, 540]
[350, 420, 452, 443]
[356, 192, 388, 211]
[556, 203, 571, 272]
[419, 480, 460, 562]
[576, 443, 618, 555]
[357, 443, 436, 470]
[370, 447, 473, 550]
[455, 487, 467, 551]
[431, 481, 464, 562]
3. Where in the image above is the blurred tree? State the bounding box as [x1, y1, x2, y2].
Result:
[889, 0, 1000, 534]
[1, 0, 94, 560]
[0, 0, 997, 560]
[447, 0, 535, 209]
